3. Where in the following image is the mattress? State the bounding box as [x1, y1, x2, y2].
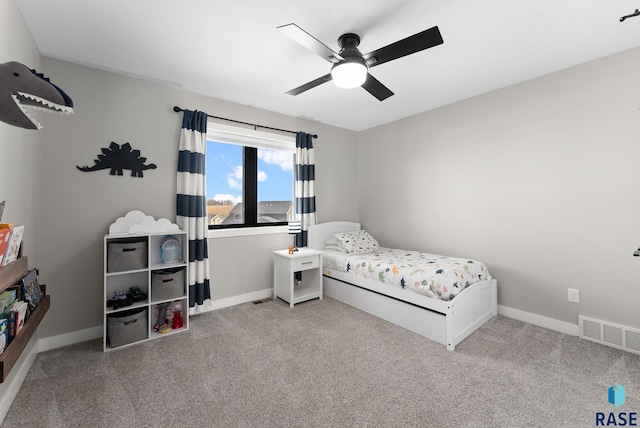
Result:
[323, 248, 492, 301]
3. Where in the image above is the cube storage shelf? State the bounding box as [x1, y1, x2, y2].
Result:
[103, 231, 189, 352]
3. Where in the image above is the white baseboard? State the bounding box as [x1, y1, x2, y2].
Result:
[498, 305, 579, 336]
[38, 326, 103, 353]
[191, 288, 274, 315]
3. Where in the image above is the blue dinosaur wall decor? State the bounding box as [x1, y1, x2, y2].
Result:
[0, 61, 73, 130]
[77, 142, 157, 177]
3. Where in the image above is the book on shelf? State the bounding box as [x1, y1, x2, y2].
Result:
[0, 227, 10, 266]
[0, 289, 17, 316]
[2, 224, 24, 267]
[15, 301, 28, 335]
[6, 301, 15, 340]
[21, 269, 42, 311]
[6, 300, 27, 341]
[0, 318, 7, 355]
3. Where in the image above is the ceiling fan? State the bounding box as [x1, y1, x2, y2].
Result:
[277, 23, 444, 101]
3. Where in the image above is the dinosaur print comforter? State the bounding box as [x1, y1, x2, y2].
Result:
[323, 248, 492, 301]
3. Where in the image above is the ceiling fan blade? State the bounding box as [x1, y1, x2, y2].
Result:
[363, 26, 443, 68]
[277, 23, 343, 63]
[285, 74, 333, 96]
[362, 73, 394, 101]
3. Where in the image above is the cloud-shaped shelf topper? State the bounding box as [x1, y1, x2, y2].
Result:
[109, 210, 180, 235]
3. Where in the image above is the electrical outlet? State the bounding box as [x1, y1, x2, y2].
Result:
[568, 288, 580, 303]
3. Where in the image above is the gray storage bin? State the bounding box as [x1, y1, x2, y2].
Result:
[107, 307, 148, 348]
[152, 267, 185, 301]
[107, 238, 148, 272]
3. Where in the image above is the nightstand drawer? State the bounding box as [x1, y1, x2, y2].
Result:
[291, 256, 319, 271]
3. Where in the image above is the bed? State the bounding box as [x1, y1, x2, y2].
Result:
[308, 221, 497, 351]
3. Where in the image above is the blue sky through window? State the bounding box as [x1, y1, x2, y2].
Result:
[206, 140, 293, 204]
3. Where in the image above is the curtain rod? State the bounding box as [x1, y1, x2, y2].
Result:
[173, 106, 318, 139]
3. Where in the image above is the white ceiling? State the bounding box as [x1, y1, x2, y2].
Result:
[15, 0, 640, 131]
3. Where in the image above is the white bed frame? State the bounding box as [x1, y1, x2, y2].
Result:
[308, 221, 497, 351]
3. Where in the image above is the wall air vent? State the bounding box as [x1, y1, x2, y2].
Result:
[579, 316, 640, 355]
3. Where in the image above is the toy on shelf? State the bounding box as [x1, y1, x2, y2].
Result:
[106, 291, 132, 310]
[106, 287, 147, 309]
[158, 322, 171, 334]
[153, 302, 171, 332]
[171, 301, 183, 329]
[160, 236, 182, 264]
[128, 287, 147, 302]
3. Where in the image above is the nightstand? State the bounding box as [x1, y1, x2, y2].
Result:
[273, 248, 323, 308]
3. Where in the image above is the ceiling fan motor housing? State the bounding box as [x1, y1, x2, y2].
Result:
[337, 33, 365, 62]
[330, 33, 368, 88]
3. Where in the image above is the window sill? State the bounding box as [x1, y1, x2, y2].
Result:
[208, 225, 288, 239]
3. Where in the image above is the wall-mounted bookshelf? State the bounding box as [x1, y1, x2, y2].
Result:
[0, 256, 50, 382]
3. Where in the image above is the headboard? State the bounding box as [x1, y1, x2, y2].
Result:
[307, 221, 361, 250]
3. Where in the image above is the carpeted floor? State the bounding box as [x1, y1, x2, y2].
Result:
[2, 297, 638, 427]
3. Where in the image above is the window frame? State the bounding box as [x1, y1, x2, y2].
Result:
[205, 122, 296, 232]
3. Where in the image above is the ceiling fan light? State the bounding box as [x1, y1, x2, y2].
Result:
[331, 61, 367, 89]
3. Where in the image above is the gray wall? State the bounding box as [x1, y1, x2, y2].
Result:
[37, 58, 359, 337]
[0, 0, 44, 405]
[358, 46, 640, 329]
[0, 0, 42, 267]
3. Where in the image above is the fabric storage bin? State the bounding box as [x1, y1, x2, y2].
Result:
[107, 307, 148, 348]
[151, 267, 185, 301]
[107, 238, 148, 272]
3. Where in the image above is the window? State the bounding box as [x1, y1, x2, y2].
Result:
[206, 123, 295, 229]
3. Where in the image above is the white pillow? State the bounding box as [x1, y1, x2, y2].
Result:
[324, 237, 341, 246]
[323, 236, 347, 252]
[333, 230, 379, 254]
[324, 244, 347, 252]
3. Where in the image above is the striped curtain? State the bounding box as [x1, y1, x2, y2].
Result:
[177, 110, 212, 314]
[294, 132, 317, 247]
